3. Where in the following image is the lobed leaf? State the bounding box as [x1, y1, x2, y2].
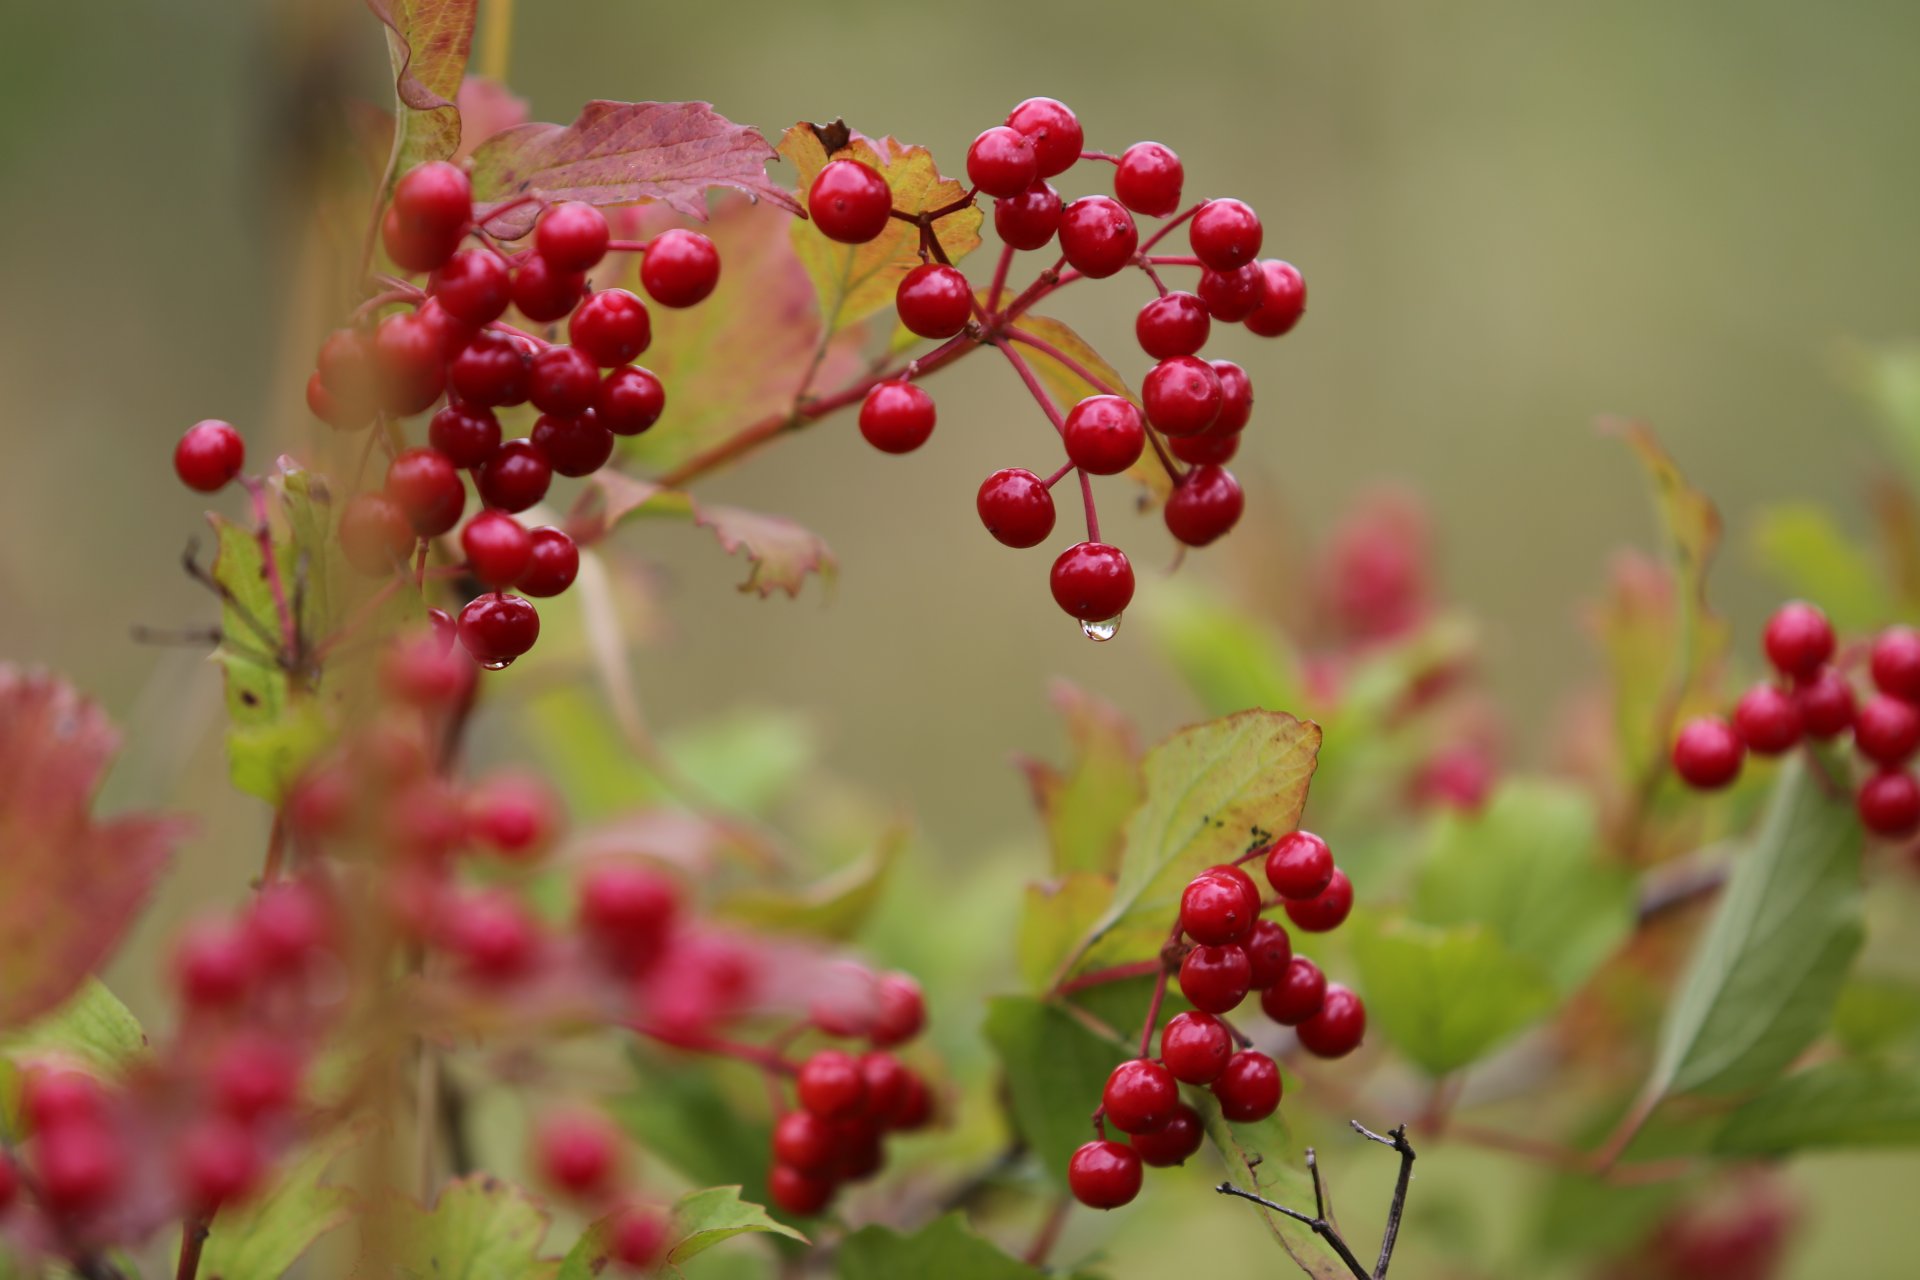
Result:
[202, 1126, 362, 1280]
[1351, 916, 1558, 1076]
[1015, 682, 1142, 878]
[366, 0, 477, 175]
[1015, 874, 1113, 993]
[1712, 1061, 1920, 1155]
[982, 996, 1127, 1182]
[572, 470, 835, 598]
[0, 978, 147, 1075]
[362, 1174, 558, 1279]
[837, 1214, 1041, 1280]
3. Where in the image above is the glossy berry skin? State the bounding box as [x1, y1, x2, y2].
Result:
[808, 160, 893, 244]
[1102, 1058, 1179, 1134]
[1165, 466, 1244, 547]
[457, 593, 540, 666]
[1732, 683, 1802, 756]
[1068, 1140, 1141, 1210]
[1796, 668, 1857, 738]
[1114, 141, 1183, 216]
[1198, 263, 1267, 322]
[1871, 626, 1920, 701]
[536, 202, 611, 273]
[895, 263, 973, 338]
[1142, 355, 1223, 436]
[1261, 955, 1328, 1025]
[859, 1051, 911, 1122]
[797, 1049, 866, 1119]
[476, 438, 553, 512]
[339, 493, 415, 576]
[1858, 771, 1920, 838]
[382, 204, 461, 274]
[1284, 868, 1353, 934]
[1050, 542, 1135, 622]
[385, 447, 466, 536]
[305, 372, 346, 429]
[1005, 97, 1082, 177]
[1179, 943, 1252, 1013]
[1190, 199, 1263, 272]
[531, 410, 615, 477]
[768, 1164, 835, 1216]
[598, 365, 666, 436]
[174, 420, 246, 492]
[462, 511, 534, 586]
[511, 255, 587, 323]
[1212, 1050, 1281, 1122]
[450, 331, 532, 407]
[977, 468, 1056, 548]
[1210, 360, 1254, 433]
[428, 249, 510, 325]
[772, 1110, 837, 1172]
[1159, 1010, 1232, 1084]
[966, 125, 1038, 198]
[529, 346, 601, 417]
[1244, 918, 1293, 989]
[1136, 292, 1211, 359]
[640, 228, 720, 307]
[1244, 260, 1307, 337]
[518, 527, 580, 597]
[392, 161, 471, 240]
[1763, 602, 1835, 679]
[1855, 694, 1920, 765]
[1130, 1103, 1204, 1167]
[1170, 431, 1240, 466]
[372, 311, 448, 415]
[858, 381, 936, 454]
[429, 403, 502, 469]
[416, 297, 476, 361]
[1671, 717, 1745, 789]
[570, 289, 652, 367]
[870, 972, 927, 1048]
[1296, 984, 1366, 1058]
[1058, 196, 1139, 279]
[1179, 865, 1260, 945]
[1064, 395, 1146, 476]
[994, 182, 1063, 250]
[1265, 831, 1334, 900]
[536, 1112, 619, 1196]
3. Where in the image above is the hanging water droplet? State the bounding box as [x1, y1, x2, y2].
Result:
[1081, 615, 1121, 642]
[480, 658, 513, 671]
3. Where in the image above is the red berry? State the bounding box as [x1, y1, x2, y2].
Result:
[773, 1110, 837, 1172]
[1871, 626, 1920, 701]
[1211, 1049, 1281, 1122]
[1165, 466, 1244, 547]
[1050, 542, 1135, 622]
[1261, 955, 1328, 1025]
[1159, 1010, 1231, 1084]
[476, 438, 553, 512]
[1136, 292, 1211, 360]
[994, 182, 1063, 250]
[243, 880, 332, 974]
[858, 1051, 911, 1122]
[305, 371, 348, 429]
[1296, 984, 1366, 1058]
[858, 381, 936, 454]
[385, 446, 465, 536]
[1189, 199, 1263, 272]
[462, 510, 534, 586]
[445, 890, 541, 980]
[1064, 395, 1147, 476]
[22, 1072, 107, 1133]
[1210, 360, 1254, 433]
[1170, 432, 1240, 466]
[769, 1164, 836, 1216]
[536, 1111, 620, 1196]
[1130, 1103, 1203, 1167]
[1142, 355, 1223, 436]
[966, 125, 1038, 198]
[372, 311, 448, 415]
[1179, 866, 1260, 945]
[469, 773, 559, 859]
[870, 972, 926, 1047]
[317, 327, 378, 419]
[1244, 919, 1293, 989]
[640, 229, 721, 308]
[977, 468, 1057, 548]
[0, 1153, 16, 1215]
[1762, 602, 1835, 679]
[175, 919, 253, 1009]
[429, 403, 503, 469]
[382, 204, 461, 273]
[529, 345, 601, 417]
[1671, 717, 1745, 789]
[174, 420, 246, 493]
[1265, 831, 1334, 900]
[416, 297, 476, 361]
[1283, 868, 1353, 934]
[1058, 196, 1139, 279]
[892, 1072, 933, 1130]
[457, 593, 540, 667]
[1102, 1058, 1179, 1134]
[518, 527, 580, 598]
[532, 410, 615, 477]
[608, 1206, 668, 1268]
[428, 249, 511, 325]
[1244, 260, 1307, 337]
[1068, 1139, 1141, 1209]
[1114, 141, 1184, 216]
[598, 365, 667, 436]
[1858, 771, 1920, 838]
[210, 1032, 302, 1121]
[536, 202, 611, 273]
[339, 493, 415, 576]
[1005, 97, 1082, 178]
[392, 161, 472, 241]
[1732, 683, 1802, 756]
[35, 1120, 124, 1218]
[1856, 694, 1920, 765]
[570, 289, 652, 367]
[180, 1117, 264, 1211]
[1796, 668, 1857, 739]
[895, 263, 974, 339]
[578, 862, 678, 974]
[1179, 943, 1252, 1013]
[834, 1118, 885, 1182]
[450, 331, 533, 407]
[1198, 264, 1268, 322]
[808, 159, 893, 244]
[511, 254, 588, 323]
[797, 1049, 866, 1119]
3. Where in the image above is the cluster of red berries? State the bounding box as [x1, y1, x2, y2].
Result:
[529, 1110, 670, 1269]
[172, 159, 722, 669]
[1067, 831, 1366, 1210]
[1671, 602, 1920, 838]
[805, 97, 1304, 634]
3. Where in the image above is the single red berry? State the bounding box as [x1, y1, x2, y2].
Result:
[428, 249, 511, 325]
[1265, 831, 1334, 900]
[317, 327, 378, 418]
[181, 1117, 263, 1211]
[243, 879, 332, 975]
[1211, 1049, 1281, 1122]
[536, 1110, 620, 1196]
[892, 1072, 933, 1130]
[469, 772, 559, 860]
[22, 1072, 107, 1133]
[1179, 866, 1260, 945]
[511, 255, 588, 323]
[372, 311, 448, 415]
[532, 410, 615, 477]
[476, 438, 553, 512]
[1165, 466, 1244, 547]
[1159, 1010, 1232, 1084]
[1064, 395, 1147, 476]
[1050, 542, 1135, 622]
[773, 1110, 838, 1172]
[450, 331, 533, 407]
[858, 381, 936, 454]
[518, 527, 580, 598]
[445, 890, 541, 981]
[1284, 868, 1353, 934]
[457, 592, 541, 667]
[769, 1164, 836, 1216]
[1762, 602, 1835, 679]
[797, 1049, 867, 1119]
[994, 182, 1063, 250]
[598, 365, 667, 436]
[1068, 1139, 1142, 1209]
[382, 204, 461, 273]
[1113, 141, 1184, 216]
[1244, 260, 1307, 337]
[1210, 360, 1254, 433]
[1130, 1103, 1203, 1167]
[1190, 199, 1263, 272]
[385, 446, 466, 536]
[808, 159, 893, 244]
[833, 1118, 886, 1182]
[35, 1120, 124, 1219]
[1005, 97, 1082, 177]
[1198, 263, 1268, 322]
[1170, 431, 1240, 466]
[1296, 984, 1366, 1058]
[966, 125, 1039, 198]
[858, 1051, 911, 1123]
[1102, 1058, 1179, 1134]
[608, 1206, 669, 1269]
[895, 263, 974, 339]
[1058, 196, 1139, 278]
[1244, 918, 1293, 989]
[415, 297, 476, 361]
[174, 420, 246, 493]
[428, 403, 502, 469]
[1856, 694, 1920, 765]
[1136, 292, 1211, 360]
[305, 371, 349, 429]
[339, 492, 415, 576]
[870, 972, 926, 1048]
[529, 345, 601, 417]
[210, 1032, 303, 1121]
[1871, 626, 1920, 701]
[1796, 668, 1857, 739]
[1261, 955, 1328, 1025]
[1179, 942, 1252, 1013]
[977, 468, 1056, 548]
[1858, 771, 1920, 838]
[462, 510, 534, 586]
[536, 202, 611, 273]
[1732, 683, 1802, 756]
[578, 862, 679, 974]
[174, 920, 254, 1009]
[1671, 717, 1745, 789]
[570, 289, 652, 367]
[1142, 355, 1223, 436]
[640, 228, 721, 308]
[392, 161, 472, 240]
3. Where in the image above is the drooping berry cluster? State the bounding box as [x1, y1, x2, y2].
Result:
[1067, 831, 1365, 1210]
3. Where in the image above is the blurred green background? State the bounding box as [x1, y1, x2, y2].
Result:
[3, 1, 1918, 1275]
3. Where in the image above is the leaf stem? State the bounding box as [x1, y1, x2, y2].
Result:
[174, 1216, 211, 1280]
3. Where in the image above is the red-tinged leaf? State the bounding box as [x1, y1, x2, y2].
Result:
[1010, 312, 1172, 501]
[0, 667, 187, 1025]
[365, 0, 477, 174]
[1015, 681, 1143, 878]
[695, 504, 837, 599]
[566, 470, 690, 546]
[454, 75, 528, 161]
[470, 101, 802, 236]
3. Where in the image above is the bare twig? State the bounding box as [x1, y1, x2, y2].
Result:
[1217, 1121, 1418, 1280]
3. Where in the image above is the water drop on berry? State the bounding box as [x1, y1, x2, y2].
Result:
[1081, 615, 1121, 642]
[480, 658, 512, 671]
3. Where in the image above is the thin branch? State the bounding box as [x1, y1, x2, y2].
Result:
[1215, 1182, 1371, 1280]
[1217, 1122, 1420, 1280]
[175, 1215, 211, 1280]
[1350, 1123, 1416, 1278]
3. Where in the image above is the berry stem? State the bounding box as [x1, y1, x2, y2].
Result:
[1041, 461, 1074, 489]
[986, 242, 1016, 312]
[1137, 967, 1170, 1059]
[1003, 326, 1126, 399]
[604, 239, 652, 253]
[1142, 424, 1187, 484]
[1053, 957, 1164, 996]
[1023, 1194, 1073, 1267]
[1079, 469, 1101, 543]
[473, 192, 544, 237]
[1135, 257, 1171, 297]
[1138, 203, 1202, 254]
[634, 1024, 799, 1077]
[1079, 150, 1121, 164]
[990, 337, 1067, 436]
[1144, 254, 1204, 267]
[483, 319, 558, 349]
[173, 1215, 210, 1280]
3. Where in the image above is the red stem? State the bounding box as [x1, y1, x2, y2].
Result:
[634, 1024, 799, 1077]
[1078, 468, 1101, 542]
[1041, 461, 1074, 488]
[1054, 958, 1164, 996]
[1145, 254, 1204, 267]
[986, 242, 1016, 312]
[1004, 326, 1126, 398]
[991, 338, 1067, 435]
[1138, 203, 1202, 254]
[1138, 968, 1170, 1058]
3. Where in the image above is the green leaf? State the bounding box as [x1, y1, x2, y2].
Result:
[1832, 974, 1920, 1056]
[1015, 682, 1142, 878]
[1195, 1101, 1341, 1276]
[1644, 755, 1864, 1100]
[982, 996, 1126, 1182]
[1351, 916, 1557, 1076]
[837, 1213, 1042, 1280]
[1752, 503, 1901, 633]
[0, 978, 147, 1073]
[717, 828, 903, 941]
[611, 1050, 772, 1199]
[663, 708, 816, 817]
[1016, 874, 1113, 993]
[368, 0, 477, 176]
[559, 1188, 805, 1278]
[1713, 1061, 1920, 1155]
[1138, 579, 1305, 719]
[1413, 780, 1633, 994]
[201, 1127, 361, 1280]
[368, 1175, 557, 1279]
